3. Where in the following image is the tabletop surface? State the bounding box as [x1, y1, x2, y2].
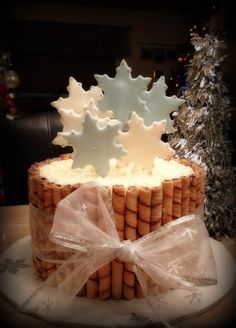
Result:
[0, 204, 235, 328]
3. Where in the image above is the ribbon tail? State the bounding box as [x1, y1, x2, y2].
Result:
[133, 264, 175, 328]
[19, 247, 115, 322]
[131, 214, 217, 294]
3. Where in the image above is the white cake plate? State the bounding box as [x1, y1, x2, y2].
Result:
[0, 236, 235, 327]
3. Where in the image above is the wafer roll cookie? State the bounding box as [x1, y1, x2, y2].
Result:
[86, 271, 98, 298]
[62, 185, 73, 198]
[37, 177, 45, 210]
[136, 269, 148, 298]
[29, 173, 39, 207]
[124, 186, 138, 300]
[136, 187, 152, 298]
[137, 187, 152, 237]
[64, 264, 75, 293]
[42, 268, 48, 280]
[189, 175, 197, 212]
[82, 189, 100, 297]
[97, 195, 111, 300]
[98, 264, 112, 300]
[162, 180, 174, 225]
[172, 178, 182, 219]
[196, 173, 203, 207]
[112, 185, 126, 299]
[77, 285, 86, 297]
[53, 185, 62, 209]
[200, 172, 206, 204]
[29, 175, 38, 206]
[181, 176, 190, 215]
[151, 186, 163, 231]
[112, 259, 124, 299]
[33, 256, 42, 273]
[41, 260, 55, 271]
[123, 262, 136, 299]
[41, 181, 54, 213]
[47, 267, 56, 278]
[112, 185, 126, 239]
[125, 186, 138, 240]
[56, 264, 65, 285]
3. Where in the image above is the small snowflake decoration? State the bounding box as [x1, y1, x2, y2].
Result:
[40, 297, 54, 315]
[95, 59, 151, 124]
[51, 76, 103, 115]
[141, 76, 185, 133]
[181, 227, 197, 241]
[184, 289, 202, 304]
[168, 260, 183, 276]
[0, 258, 30, 274]
[59, 111, 126, 176]
[115, 112, 175, 171]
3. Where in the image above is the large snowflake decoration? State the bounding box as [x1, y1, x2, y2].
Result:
[51, 76, 103, 115]
[59, 112, 126, 176]
[140, 76, 185, 133]
[94, 59, 151, 124]
[115, 112, 175, 171]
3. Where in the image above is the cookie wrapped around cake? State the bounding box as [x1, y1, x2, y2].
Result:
[28, 60, 208, 300]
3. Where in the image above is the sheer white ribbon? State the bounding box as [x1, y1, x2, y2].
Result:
[20, 182, 217, 322]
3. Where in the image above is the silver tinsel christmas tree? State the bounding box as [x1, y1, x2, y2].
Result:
[169, 32, 236, 237]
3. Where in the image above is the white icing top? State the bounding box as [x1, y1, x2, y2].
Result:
[39, 158, 194, 187]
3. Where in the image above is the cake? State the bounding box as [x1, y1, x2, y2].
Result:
[28, 60, 206, 300]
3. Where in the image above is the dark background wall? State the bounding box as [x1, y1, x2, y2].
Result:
[1, 0, 235, 99]
[0, 0, 235, 205]
[1, 0, 235, 148]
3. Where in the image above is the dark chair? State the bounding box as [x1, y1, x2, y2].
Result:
[0, 111, 71, 205]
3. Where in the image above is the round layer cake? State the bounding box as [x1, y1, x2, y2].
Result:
[28, 153, 205, 300]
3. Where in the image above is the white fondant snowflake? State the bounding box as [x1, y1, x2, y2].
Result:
[141, 76, 185, 133]
[59, 112, 126, 176]
[51, 76, 103, 115]
[115, 112, 175, 171]
[95, 59, 151, 124]
[84, 98, 113, 128]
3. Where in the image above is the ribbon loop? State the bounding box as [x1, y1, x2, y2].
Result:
[21, 182, 218, 318]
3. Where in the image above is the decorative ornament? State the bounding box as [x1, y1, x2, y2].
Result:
[51, 77, 103, 115]
[95, 59, 151, 124]
[140, 76, 185, 133]
[3, 70, 20, 89]
[115, 111, 175, 171]
[169, 33, 236, 237]
[0, 51, 21, 119]
[59, 111, 126, 176]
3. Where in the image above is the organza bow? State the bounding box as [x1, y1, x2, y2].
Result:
[21, 182, 217, 319]
[50, 183, 217, 296]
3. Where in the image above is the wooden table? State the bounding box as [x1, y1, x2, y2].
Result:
[0, 205, 235, 328]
